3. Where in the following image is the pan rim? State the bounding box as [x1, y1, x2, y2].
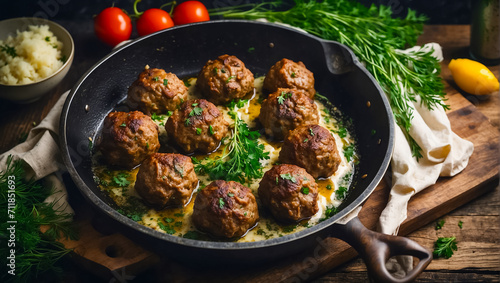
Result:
[60, 19, 394, 251]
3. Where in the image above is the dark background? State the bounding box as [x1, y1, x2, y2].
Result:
[1, 0, 471, 24]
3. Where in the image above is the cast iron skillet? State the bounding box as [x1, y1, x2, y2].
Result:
[60, 20, 431, 282]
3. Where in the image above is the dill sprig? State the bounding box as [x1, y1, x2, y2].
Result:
[192, 100, 270, 184]
[0, 156, 77, 282]
[211, 0, 449, 159]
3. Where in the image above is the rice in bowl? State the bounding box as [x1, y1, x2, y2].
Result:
[0, 24, 65, 85]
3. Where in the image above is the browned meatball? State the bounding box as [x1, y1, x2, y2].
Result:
[135, 153, 198, 208]
[192, 180, 259, 238]
[99, 111, 160, 169]
[196, 54, 254, 105]
[259, 88, 319, 140]
[127, 67, 188, 115]
[263, 58, 316, 98]
[258, 164, 319, 222]
[279, 125, 341, 178]
[165, 99, 228, 153]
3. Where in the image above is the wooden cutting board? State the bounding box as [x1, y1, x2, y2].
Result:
[58, 87, 499, 282]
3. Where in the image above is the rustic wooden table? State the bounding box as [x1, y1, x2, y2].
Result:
[0, 24, 498, 282]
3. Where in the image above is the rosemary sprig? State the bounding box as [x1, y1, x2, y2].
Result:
[211, 0, 449, 159]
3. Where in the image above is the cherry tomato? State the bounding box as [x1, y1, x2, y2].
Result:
[94, 7, 132, 47]
[137, 8, 174, 36]
[173, 1, 210, 25]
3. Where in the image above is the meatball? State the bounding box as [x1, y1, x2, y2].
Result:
[127, 67, 188, 115]
[135, 153, 198, 208]
[99, 111, 160, 169]
[258, 164, 319, 223]
[165, 99, 228, 153]
[279, 125, 341, 178]
[259, 88, 319, 140]
[196, 54, 254, 105]
[263, 58, 316, 98]
[192, 180, 259, 238]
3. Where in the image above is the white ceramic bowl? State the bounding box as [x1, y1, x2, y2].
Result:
[0, 17, 74, 103]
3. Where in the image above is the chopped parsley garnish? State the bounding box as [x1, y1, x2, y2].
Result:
[113, 172, 130, 187]
[282, 225, 297, 233]
[433, 237, 457, 259]
[247, 47, 255, 53]
[226, 75, 235, 83]
[435, 219, 445, 230]
[335, 186, 348, 200]
[280, 173, 297, 183]
[303, 138, 309, 143]
[343, 145, 355, 162]
[145, 142, 149, 150]
[174, 212, 185, 217]
[151, 112, 162, 122]
[60, 55, 67, 63]
[277, 91, 292, 104]
[301, 187, 310, 195]
[196, 128, 202, 135]
[119, 123, 126, 127]
[276, 176, 279, 184]
[335, 127, 348, 138]
[209, 125, 214, 135]
[189, 106, 203, 117]
[221, 68, 226, 73]
[228, 193, 234, 197]
[164, 217, 174, 223]
[163, 79, 168, 86]
[309, 128, 315, 136]
[183, 79, 191, 87]
[320, 205, 338, 222]
[371, 129, 377, 135]
[153, 76, 159, 82]
[45, 36, 50, 42]
[291, 72, 296, 78]
[167, 110, 173, 116]
[213, 67, 218, 75]
[174, 164, 184, 177]
[185, 118, 191, 126]
[326, 184, 332, 190]
[458, 220, 463, 229]
[183, 231, 200, 239]
[219, 198, 225, 208]
[158, 222, 176, 234]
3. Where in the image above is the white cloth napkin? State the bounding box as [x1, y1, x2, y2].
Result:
[378, 43, 474, 276]
[0, 90, 73, 214]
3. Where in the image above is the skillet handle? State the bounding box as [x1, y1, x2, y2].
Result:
[330, 217, 432, 283]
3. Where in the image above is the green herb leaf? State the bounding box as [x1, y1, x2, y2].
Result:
[301, 187, 310, 195]
[163, 79, 169, 86]
[343, 145, 355, 162]
[458, 220, 463, 229]
[433, 237, 457, 259]
[335, 186, 347, 200]
[196, 128, 202, 135]
[1, 44, 17, 57]
[219, 197, 225, 208]
[119, 123, 126, 127]
[280, 173, 297, 183]
[153, 76, 159, 82]
[435, 219, 445, 230]
[209, 125, 215, 135]
[113, 172, 130, 187]
[326, 184, 332, 190]
[226, 75, 236, 83]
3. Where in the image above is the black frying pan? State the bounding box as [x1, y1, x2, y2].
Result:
[60, 20, 431, 282]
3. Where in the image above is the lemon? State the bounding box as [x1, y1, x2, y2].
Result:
[448, 58, 499, 95]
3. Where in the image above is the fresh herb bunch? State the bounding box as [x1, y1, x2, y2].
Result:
[433, 236, 458, 259]
[192, 100, 270, 183]
[211, 0, 449, 159]
[0, 156, 77, 282]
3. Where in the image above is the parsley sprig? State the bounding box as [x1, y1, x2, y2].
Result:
[433, 237, 457, 259]
[211, 0, 449, 160]
[192, 100, 270, 184]
[1, 44, 17, 58]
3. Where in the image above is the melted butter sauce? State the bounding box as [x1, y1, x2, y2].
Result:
[92, 76, 357, 242]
